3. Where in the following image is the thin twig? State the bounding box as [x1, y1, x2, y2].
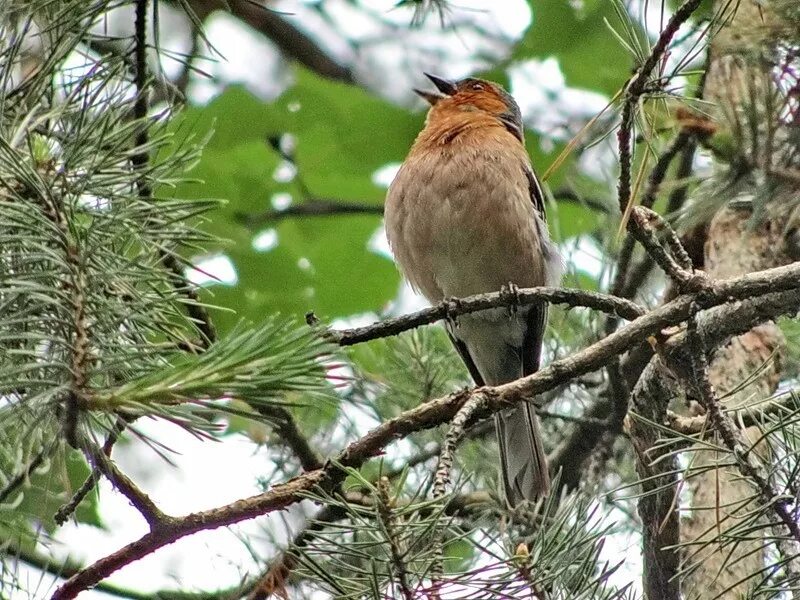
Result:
[254, 405, 324, 472]
[430, 393, 488, 592]
[616, 0, 705, 248]
[665, 394, 800, 435]
[240, 189, 611, 226]
[246, 501, 346, 600]
[628, 206, 701, 289]
[132, 0, 217, 349]
[246, 490, 490, 600]
[82, 441, 166, 528]
[188, 0, 355, 83]
[321, 286, 646, 347]
[239, 199, 383, 225]
[609, 132, 693, 315]
[8, 541, 249, 600]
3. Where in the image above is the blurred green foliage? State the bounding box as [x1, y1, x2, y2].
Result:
[1, 448, 101, 546]
[513, 1, 640, 96]
[170, 70, 424, 331]
[172, 62, 615, 332]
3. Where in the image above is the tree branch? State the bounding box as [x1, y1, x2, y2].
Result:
[8, 542, 249, 600]
[610, 131, 693, 313]
[254, 405, 324, 472]
[239, 199, 384, 225]
[83, 441, 167, 528]
[319, 286, 646, 347]
[132, 0, 217, 349]
[55, 418, 128, 525]
[616, 0, 704, 250]
[246, 489, 490, 600]
[430, 392, 488, 588]
[51, 261, 800, 599]
[187, 0, 355, 83]
[376, 478, 415, 600]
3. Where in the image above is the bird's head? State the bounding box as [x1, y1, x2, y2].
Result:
[415, 73, 524, 142]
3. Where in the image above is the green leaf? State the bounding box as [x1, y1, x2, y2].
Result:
[167, 71, 422, 331]
[549, 200, 602, 242]
[443, 537, 475, 574]
[279, 68, 424, 200]
[514, 1, 641, 96]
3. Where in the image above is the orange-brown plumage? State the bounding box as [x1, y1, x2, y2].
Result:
[384, 74, 562, 505]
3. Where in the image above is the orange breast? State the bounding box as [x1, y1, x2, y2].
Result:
[384, 125, 553, 302]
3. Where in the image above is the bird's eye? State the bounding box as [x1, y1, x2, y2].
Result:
[471, 83, 484, 91]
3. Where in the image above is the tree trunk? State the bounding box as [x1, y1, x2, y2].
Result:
[682, 208, 788, 599]
[680, 1, 796, 595]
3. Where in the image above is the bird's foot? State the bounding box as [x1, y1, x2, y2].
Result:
[500, 282, 521, 316]
[443, 296, 462, 328]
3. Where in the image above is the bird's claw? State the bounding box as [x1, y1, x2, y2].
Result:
[500, 282, 521, 316]
[444, 297, 462, 328]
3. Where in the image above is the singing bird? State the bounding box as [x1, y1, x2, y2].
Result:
[384, 74, 562, 504]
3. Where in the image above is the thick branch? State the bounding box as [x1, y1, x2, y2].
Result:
[51, 261, 800, 599]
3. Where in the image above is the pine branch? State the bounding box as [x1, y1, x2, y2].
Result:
[253, 404, 324, 472]
[628, 206, 700, 289]
[616, 0, 705, 261]
[610, 131, 694, 316]
[664, 392, 800, 435]
[132, 0, 217, 350]
[7, 542, 250, 600]
[51, 260, 800, 599]
[247, 489, 489, 600]
[430, 392, 488, 590]
[376, 478, 415, 600]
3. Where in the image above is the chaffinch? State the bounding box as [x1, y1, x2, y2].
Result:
[384, 74, 562, 505]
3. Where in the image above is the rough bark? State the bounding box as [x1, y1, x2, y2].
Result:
[682, 209, 790, 599]
[680, 2, 797, 594]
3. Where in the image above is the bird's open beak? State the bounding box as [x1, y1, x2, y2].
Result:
[414, 72, 457, 106]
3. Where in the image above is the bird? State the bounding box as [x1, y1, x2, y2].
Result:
[384, 73, 562, 505]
